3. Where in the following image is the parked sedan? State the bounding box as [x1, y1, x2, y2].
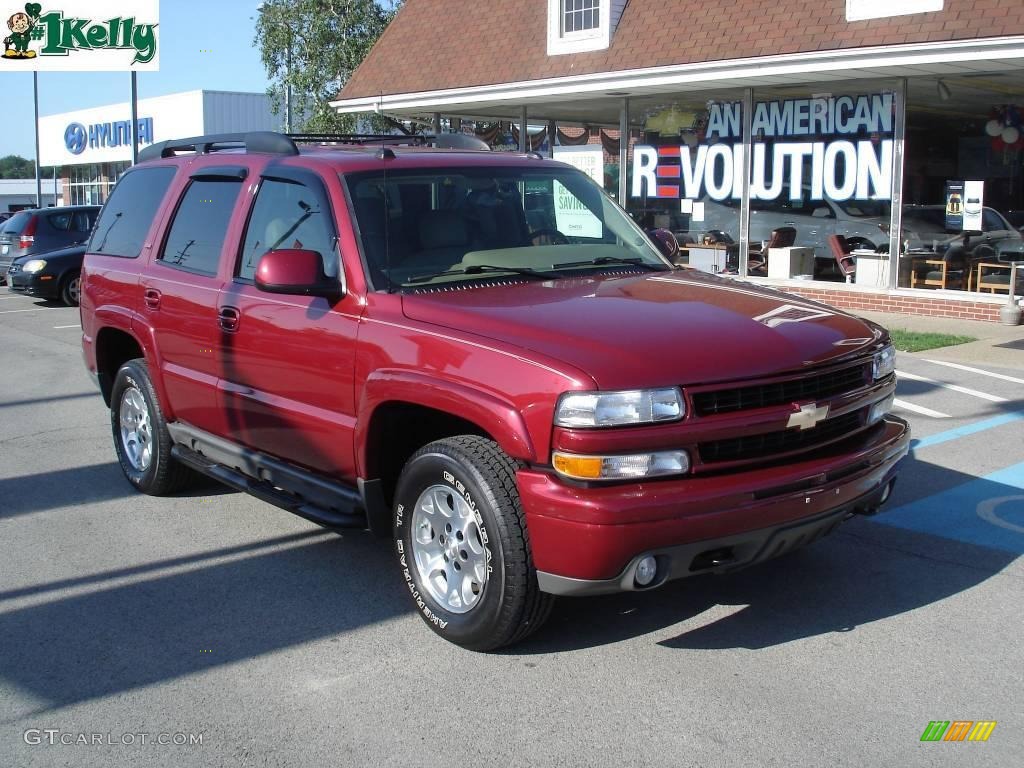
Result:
[0, 205, 100, 283]
[902, 204, 1023, 260]
[7, 244, 86, 306]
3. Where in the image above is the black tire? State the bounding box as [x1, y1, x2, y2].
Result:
[60, 271, 81, 307]
[393, 436, 553, 651]
[110, 358, 193, 495]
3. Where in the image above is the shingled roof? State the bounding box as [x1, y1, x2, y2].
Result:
[338, 0, 1024, 101]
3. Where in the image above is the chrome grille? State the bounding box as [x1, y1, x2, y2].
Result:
[699, 410, 865, 464]
[692, 363, 870, 416]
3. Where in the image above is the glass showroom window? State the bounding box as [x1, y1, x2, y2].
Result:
[899, 73, 1024, 293]
[563, 0, 599, 34]
[748, 80, 896, 284]
[630, 90, 746, 274]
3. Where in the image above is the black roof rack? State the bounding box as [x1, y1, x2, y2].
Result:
[137, 130, 491, 163]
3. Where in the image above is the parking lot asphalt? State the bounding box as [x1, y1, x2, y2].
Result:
[0, 291, 1021, 768]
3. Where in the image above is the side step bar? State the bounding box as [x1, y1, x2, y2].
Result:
[171, 444, 367, 530]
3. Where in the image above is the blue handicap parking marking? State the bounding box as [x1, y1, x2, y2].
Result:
[874, 461, 1024, 554]
[911, 410, 1024, 451]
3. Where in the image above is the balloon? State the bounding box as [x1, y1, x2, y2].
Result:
[1002, 125, 1020, 144]
[985, 119, 1003, 137]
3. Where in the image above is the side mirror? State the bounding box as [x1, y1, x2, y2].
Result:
[646, 227, 680, 261]
[255, 249, 342, 300]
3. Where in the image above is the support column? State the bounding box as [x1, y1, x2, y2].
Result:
[548, 119, 556, 159]
[618, 97, 629, 204]
[888, 79, 907, 290]
[33, 72, 41, 207]
[519, 106, 528, 153]
[130, 71, 139, 166]
[738, 87, 753, 277]
[433, 112, 442, 135]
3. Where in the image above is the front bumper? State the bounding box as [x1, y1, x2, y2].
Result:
[7, 268, 59, 299]
[519, 416, 910, 594]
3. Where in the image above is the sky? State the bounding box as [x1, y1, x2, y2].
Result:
[0, 1, 273, 159]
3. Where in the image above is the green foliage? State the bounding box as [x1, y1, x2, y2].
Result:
[254, 0, 401, 133]
[0, 154, 35, 179]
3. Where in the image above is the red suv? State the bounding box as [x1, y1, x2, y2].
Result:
[80, 131, 909, 650]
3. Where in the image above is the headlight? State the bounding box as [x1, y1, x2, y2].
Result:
[873, 344, 896, 380]
[552, 450, 690, 481]
[21, 259, 47, 274]
[554, 388, 684, 428]
[869, 393, 895, 425]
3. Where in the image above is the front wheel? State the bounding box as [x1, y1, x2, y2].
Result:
[60, 271, 81, 307]
[110, 359, 194, 495]
[393, 436, 553, 651]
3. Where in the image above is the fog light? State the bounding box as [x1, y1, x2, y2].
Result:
[869, 393, 895, 425]
[635, 556, 657, 586]
[879, 481, 893, 505]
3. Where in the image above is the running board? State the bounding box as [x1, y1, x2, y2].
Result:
[170, 444, 367, 530]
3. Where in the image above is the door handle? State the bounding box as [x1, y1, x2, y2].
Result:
[218, 306, 240, 332]
[144, 288, 161, 310]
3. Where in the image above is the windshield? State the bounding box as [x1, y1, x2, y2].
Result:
[831, 198, 889, 218]
[344, 166, 668, 289]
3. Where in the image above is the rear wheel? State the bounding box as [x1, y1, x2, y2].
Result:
[60, 271, 81, 307]
[110, 359, 193, 495]
[393, 436, 553, 651]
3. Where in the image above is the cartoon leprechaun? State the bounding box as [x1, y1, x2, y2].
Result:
[3, 4, 42, 59]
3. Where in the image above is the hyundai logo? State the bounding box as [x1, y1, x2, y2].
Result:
[65, 122, 87, 155]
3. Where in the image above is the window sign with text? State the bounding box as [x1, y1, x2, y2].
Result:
[632, 93, 895, 205]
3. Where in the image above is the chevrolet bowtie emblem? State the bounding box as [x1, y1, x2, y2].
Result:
[787, 402, 829, 431]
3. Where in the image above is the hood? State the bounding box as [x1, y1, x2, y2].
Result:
[401, 271, 884, 390]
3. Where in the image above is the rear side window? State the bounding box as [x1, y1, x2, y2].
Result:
[47, 212, 73, 231]
[90, 167, 177, 257]
[160, 179, 243, 276]
[238, 178, 338, 280]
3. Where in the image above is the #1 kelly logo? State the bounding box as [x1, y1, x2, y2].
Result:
[2, 1, 159, 70]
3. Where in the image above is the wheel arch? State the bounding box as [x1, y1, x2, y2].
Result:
[94, 326, 149, 408]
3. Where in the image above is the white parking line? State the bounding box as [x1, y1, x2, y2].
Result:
[53, 324, 80, 329]
[896, 369, 1008, 403]
[921, 359, 1024, 386]
[0, 308, 46, 314]
[0, 295, 29, 300]
[892, 398, 951, 418]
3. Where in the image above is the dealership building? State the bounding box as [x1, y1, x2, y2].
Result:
[38, 90, 277, 207]
[331, 0, 1024, 320]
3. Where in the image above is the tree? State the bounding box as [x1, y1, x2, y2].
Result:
[0, 155, 35, 179]
[255, 0, 401, 134]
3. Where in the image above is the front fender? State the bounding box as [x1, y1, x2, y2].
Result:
[356, 369, 538, 477]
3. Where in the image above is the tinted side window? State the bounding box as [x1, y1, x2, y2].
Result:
[72, 209, 98, 233]
[47, 212, 73, 231]
[238, 178, 338, 280]
[982, 209, 1004, 233]
[160, 179, 243, 275]
[90, 167, 177, 257]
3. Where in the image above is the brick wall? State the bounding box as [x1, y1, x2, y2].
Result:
[776, 285, 1009, 322]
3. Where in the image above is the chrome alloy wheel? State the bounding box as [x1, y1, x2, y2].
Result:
[119, 385, 153, 471]
[67, 276, 81, 304]
[411, 484, 489, 614]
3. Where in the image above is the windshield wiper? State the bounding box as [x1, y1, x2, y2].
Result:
[405, 264, 556, 285]
[551, 255, 667, 271]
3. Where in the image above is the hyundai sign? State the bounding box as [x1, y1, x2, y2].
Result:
[63, 117, 154, 155]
